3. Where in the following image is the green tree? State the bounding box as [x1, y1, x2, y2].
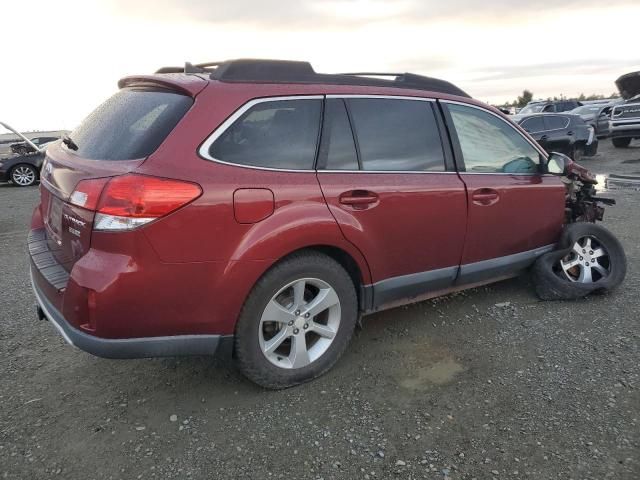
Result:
[516, 90, 533, 108]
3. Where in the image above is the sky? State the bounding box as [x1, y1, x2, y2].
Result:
[1, 0, 640, 132]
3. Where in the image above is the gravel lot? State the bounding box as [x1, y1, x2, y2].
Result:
[1, 141, 638, 480]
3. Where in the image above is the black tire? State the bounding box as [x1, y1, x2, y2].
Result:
[571, 145, 584, 163]
[235, 250, 358, 389]
[10, 164, 38, 187]
[612, 137, 631, 148]
[532, 223, 626, 300]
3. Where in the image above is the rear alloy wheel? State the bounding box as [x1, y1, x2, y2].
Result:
[259, 278, 341, 369]
[611, 137, 631, 148]
[235, 251, 358, 389]
[11, 164, 37, 187]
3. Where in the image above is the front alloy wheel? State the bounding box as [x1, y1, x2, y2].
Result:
[559, 236, 610, 283]
[11, 165, 37, 187]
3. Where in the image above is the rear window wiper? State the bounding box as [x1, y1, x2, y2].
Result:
[62, 134, 78, 151]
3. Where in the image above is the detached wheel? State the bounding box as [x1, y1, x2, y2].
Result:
[533, 223, 626, 300]
[235, 251, 358, 389]
[11, 164, 38, 187]
[612, 137, 631, 148]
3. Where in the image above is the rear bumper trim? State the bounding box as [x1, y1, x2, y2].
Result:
[30, 268, 230, 359]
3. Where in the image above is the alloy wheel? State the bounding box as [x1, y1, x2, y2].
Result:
[259, 278, 341, 369]
[559, 235, 610, 283]
[12, 166, 36, 186]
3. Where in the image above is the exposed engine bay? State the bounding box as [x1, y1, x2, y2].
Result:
[562, 160, 615, 224]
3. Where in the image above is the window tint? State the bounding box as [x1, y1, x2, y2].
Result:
[70, 89, 193, 160]
[520, 116, 545, 133]
[210, 99, 322, 170]
[346, 99, 445, 171]
[448, 103, 541, 174]
[544, 115, 569, 130]
[322, 99, 358, 170]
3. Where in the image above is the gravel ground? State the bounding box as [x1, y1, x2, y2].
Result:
[1, 141, 638, 480]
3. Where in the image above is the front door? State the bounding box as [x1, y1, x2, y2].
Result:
[316, 97, 467, 308]
[442, 102, 566, 284]
[542, 114, 573, 155]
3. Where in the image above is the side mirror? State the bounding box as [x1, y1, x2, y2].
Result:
[546, 152, 571, 175]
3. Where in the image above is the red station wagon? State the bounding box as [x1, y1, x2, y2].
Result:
[29, 60, 625, 388]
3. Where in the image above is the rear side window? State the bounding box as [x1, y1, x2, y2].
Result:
[447, 103, 541, 174]
[209, 99, 322, 170]
[347, 98, 445, 171]
[69, 89, 193, 160]
[544, 115, 569, 130]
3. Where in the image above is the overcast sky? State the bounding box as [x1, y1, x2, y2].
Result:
[2, 0, 639, 132]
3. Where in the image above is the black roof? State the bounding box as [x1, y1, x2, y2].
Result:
[155, 59, 470, 98]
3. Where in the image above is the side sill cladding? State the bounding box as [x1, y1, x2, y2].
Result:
[363, 244, 555, 313]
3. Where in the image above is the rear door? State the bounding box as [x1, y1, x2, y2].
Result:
[519, 116, 548, 151]
[39, 87, 194, 273]
[441, 101, 565, 284]
[316, 96, 467, 308]
[542, 115, 572, 154]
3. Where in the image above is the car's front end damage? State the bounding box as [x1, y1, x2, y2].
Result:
[531, 154, 626, 300]
[561, 160, 615, 223]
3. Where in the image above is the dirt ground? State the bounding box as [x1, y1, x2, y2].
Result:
[1, 141, 638, 479]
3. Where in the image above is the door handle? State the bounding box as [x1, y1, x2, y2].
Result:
[339, 190, 379, 207]
[472, 188, 500, 206]
[540, 135, 548, 141]
[567, 131, 574, 136]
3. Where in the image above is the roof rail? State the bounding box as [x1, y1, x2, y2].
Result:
[154, 59, 470, 98]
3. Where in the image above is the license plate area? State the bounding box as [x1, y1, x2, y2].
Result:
[45, 195, 63, 247]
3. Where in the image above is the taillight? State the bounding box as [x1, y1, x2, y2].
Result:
[69, 178, 110, 210]
[69, 174, 202, 231]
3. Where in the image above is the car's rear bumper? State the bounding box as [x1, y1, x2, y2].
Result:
[31, 267, 232, 359]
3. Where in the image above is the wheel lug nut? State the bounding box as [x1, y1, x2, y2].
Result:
[293, 328, 299, 334]
[589, 251, 593, 255]
[304, 313, 310, 318]
[288, 321, 294, 326]
[579, 256, 583, 260]
[303, 323, 308, 329]
[295, 310, 300, 316]
[582, 250, 586, 253]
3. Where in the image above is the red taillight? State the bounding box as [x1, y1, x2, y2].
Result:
[97, 174, 202, 218]
[69, 174, 202, 231]
[69, 177, 110, 210]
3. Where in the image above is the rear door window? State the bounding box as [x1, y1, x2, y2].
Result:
[346, 98, 445, 171]
[69, 89, 193, 160]
[544, 116, 569, 130]
[209, 99, 322, 170]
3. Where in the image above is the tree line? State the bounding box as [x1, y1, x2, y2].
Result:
[502, 90, 620, 108]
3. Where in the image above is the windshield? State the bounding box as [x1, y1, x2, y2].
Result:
[68, 89, 193, 160]
[519, 104, 545, 114]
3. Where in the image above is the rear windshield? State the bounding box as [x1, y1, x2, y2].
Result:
[68, 88, 192, 160]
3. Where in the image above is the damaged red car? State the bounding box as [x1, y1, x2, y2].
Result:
[29, 60, 627, 388]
